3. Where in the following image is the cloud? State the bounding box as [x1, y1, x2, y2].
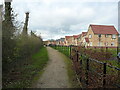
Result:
[9, 0, 119, 40]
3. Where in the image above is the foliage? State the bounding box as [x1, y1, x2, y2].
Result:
[2, 1, 43, 88]
[3, 47, 48, 88]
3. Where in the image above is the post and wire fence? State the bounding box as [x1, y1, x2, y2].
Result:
[51, 45, 120, 88]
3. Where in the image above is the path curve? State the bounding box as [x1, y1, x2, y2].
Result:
[34, 47, 70, 88]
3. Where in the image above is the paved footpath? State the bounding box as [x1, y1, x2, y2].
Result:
[33, 47, 70, 88]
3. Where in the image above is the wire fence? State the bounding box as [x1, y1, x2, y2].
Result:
[51, 45, 120, 88]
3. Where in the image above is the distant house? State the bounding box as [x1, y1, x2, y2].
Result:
[47, 40, 56, 45]
[78, 32, 87, 46]
[56, 39, 60, 45]
[59, 38, 65, 45]
[56, 38, 65, 45]
[72, 35, 80, 46]
[85, 24, 119, 47]
[65, 36, 73, 46]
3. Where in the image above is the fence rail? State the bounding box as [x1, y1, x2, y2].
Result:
[51, 45, 120, 88]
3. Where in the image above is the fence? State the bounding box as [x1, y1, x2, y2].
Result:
[51, 45, 120, 88]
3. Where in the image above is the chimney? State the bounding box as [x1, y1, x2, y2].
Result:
[22, 12, 29, 35]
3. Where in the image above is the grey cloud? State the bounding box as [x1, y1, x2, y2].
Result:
[11, 0, 118, 40]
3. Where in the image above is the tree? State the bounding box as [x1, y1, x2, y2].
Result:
[2, 1, 16, 70]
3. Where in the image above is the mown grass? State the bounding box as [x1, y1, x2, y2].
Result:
[53, 46, 70, 57]
[60, 53, 82, 88]
[4, 47, 48, 88]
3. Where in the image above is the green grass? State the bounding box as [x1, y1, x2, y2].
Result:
[4, 47, 49, 88]
[60, 52, 82, 88]
[53, 46, 70, 57]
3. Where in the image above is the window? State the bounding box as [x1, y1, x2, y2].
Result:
[98, 34, 101, 38]
[98, 42, 102, 46]
[105, 34, 109, 38]
[111, 42, 114, 46]
[105, 42, 108, 46]
[90, 42, 92, 46]
[89, 34, 92, 38]
[112, 34, 116, 39]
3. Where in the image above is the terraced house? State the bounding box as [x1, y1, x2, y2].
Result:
[85, 24, 119, 47]
[65, 36, 73, 46]
[48, 24, 119, 48]
[72, 35, 80, 46]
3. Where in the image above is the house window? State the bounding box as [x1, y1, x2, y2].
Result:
[105, 34, 109, 38]
[111, 42, 114, 46]
[98, 34, 101, 38]
[98, 42, 102, 46]
[105, 42, 108, 46]
[112, 34, 116, 39]
[89, 34, 92, 38]
[90, 42, 92, 46]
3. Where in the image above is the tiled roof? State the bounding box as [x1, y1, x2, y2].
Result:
[82, 32, 87, 36]
[65, 36, 72, 39]
[90, 24, 119, 34]
[73, 35, 80, 38]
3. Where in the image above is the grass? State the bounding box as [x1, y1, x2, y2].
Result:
[3, 46, 49, 88]
[61, 53, 82, 88]
[53, 46, 70, 57]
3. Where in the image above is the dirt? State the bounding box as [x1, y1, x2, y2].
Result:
[33, 47, 70, 88]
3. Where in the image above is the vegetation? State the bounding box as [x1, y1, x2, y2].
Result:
[2, 1, 46, 88]
[58, 50, 81, 88]
[52, 45, 70, 57]
[3, 47, 48, 88]
[51, 45, 120, 87]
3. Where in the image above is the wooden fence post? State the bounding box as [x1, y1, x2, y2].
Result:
[79, 54, 83, 82]
[86, 58, 89, 86]
[117, 46, 119, 55]
[70, 46, 71, 58]
[103, 63, 106, 87]
[76, 50, 79, 62]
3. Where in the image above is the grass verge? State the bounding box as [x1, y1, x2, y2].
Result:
[61, 53, 82, 88]
[3, 46, 48, 88]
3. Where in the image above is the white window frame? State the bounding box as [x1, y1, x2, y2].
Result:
[112, 34, 116, 39]
[90, 42, 92, 46]
[89, 34, 92, 38]
[98, 42, 102, 46]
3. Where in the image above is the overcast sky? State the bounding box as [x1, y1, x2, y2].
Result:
[0, 0, 120, 40]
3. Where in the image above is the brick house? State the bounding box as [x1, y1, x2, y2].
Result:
[78, 32, 87, 46]
[57, 38, 65, 45]
[85, 24, 119, 47]
[65, 36, 73, 46]
[72, 35, 80, 46]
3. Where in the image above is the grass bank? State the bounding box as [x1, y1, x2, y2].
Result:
[3, 47, 48, 88]
[60, 53, 82, 88]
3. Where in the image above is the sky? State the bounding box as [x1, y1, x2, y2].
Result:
[0, 0, 120, 41]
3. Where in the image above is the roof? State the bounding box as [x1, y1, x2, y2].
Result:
[90, 24, 119, 34]
[60, 38, 65, 42]
[85, 38, 89, 42]
[73, 35, 80, 39]
[82, 32, 87, 36]
[65, 36, 72, 39]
